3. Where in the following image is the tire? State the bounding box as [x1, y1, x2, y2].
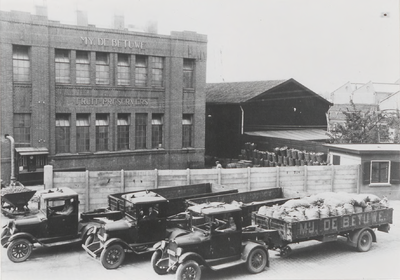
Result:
[280, 246, 292, 258]
[246, 248, 267, 274]
[7, 239, 33, 263]
[176, 260, 201, 280]
[151, 250, 168, 275]
[100, 244, 125, 269]
[357, 230, 372, 252]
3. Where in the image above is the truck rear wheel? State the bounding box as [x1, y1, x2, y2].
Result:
[357, 230, 372, 252]
[246, 248, 267, 274]
[7, 238, 32, 263]
[151, 250, 168, 275]
[100, 244, 125, 269]
[176, 260, 201, 280]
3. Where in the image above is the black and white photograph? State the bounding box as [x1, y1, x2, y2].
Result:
[1, 0, 399, 279]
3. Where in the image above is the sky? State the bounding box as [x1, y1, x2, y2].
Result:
[0, 0, 398, 97]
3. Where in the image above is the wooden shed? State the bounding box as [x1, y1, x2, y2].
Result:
[206, 79, 332, 159]
[326, 144, 400, 199]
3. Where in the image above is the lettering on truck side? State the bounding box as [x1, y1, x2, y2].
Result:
[298, 209, 390, 236]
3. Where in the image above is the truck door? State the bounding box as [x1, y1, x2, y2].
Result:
[47, 198, 78, 237]
[137, 204, 166, 243]
[210, 215, 242, 258]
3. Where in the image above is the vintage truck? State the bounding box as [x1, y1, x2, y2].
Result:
[1, 187, 122, 263]
[187, 187, 295, 226]
[151, 202, 272, 280]
[253, 199, 394, 256]
[82, 184, 237, 269]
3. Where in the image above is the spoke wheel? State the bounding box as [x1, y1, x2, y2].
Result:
[246, 248, 267, 274]
[357, 230, 372, 252]
[100, 244, 125, 269]
[7, 239, 32, 263]
[176, 260, 201, 280]
[151, 250, 168, 275]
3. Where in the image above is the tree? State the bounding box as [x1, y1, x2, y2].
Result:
[328, 101, 392, 144]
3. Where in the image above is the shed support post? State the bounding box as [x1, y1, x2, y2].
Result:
[187, 168, 190, 185]
[331, 165, 335, 192]
[276, 166, 280, 188]
[303, 165, 308, 193]
[247, 167, 251, 191]
[43, 165, 53, 189]
[154, 169, 158, 189]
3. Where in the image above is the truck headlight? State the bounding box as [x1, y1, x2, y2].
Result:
[176, 247, 183, 257]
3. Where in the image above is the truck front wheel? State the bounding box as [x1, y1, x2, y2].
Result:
[151, 250, 168, 275]
[100, 244, 125, 269]
[176, 260, 201, 280]
[246, 248, 267, 274]
[357, 230, 372, 252]
[7, 238, 32, 263]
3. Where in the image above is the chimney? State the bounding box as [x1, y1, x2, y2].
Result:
[76, 10, 88, 26]
[35, 5, 48, 17]
[144, 20, 158, 34]
[113, 14, 125, 30]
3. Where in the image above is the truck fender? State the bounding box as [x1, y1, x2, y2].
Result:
[178, 252, 205, 267]
[241, 242, 269, 266]
[79, 224, 97, 240]
[103, 238, 131, 251]
[168, 228, 189, 240]
[7, 232, 37, 246]
[347, 228, 376, 247]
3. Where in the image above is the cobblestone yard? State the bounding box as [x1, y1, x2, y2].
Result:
[2, 200, 400, 280]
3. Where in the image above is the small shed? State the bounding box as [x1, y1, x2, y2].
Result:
[325, 144, 400, 199]
[206, 79, 332, 159]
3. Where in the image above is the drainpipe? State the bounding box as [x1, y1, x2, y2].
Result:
[4, 134, 16, 184]
[240, 105, 244, 135]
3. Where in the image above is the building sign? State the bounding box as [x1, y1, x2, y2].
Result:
[81, 37, 145, 49]
[75, 97, 148, 106]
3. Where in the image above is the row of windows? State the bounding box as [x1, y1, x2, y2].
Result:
[13, 113, 194, 154]
[13, 45, 195, 88]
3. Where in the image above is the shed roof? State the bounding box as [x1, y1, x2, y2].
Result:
[325, 144, 400, 155]
[206, 80, 288, 103]
[206, 79, 332, 106]
[245, 129, 330, 141]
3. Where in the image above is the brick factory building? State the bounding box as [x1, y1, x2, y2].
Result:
[0, 9, 207, 184]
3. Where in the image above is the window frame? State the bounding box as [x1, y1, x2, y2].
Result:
[117, 113, 130, 150]
[95, 114, 109, 151]
[13, 45, 31, 83]
[135, 113, 147, 149]
[117, 53, 130, 86]
[13, 113, 31, 144]
[151, 56, 164, 87]
[55, 114, 71, 154]
[182, 114, 193, 148]
[135, 55, 148, 87]
[76, 114, 90, 153]
[55, 49, 71, 84]
[96, 52, 110, 85]
[370, 160, 391, 185]
[76, 51, 90, 84]
[183, 59, 195, 89]
[151, 114, 163, 148]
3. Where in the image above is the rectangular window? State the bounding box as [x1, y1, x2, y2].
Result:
[117, 54, 130, 86]
[13, 114, 31, 144]
[96, 52, 110, 85]
[55, 114, 70, 153]
[152, 114, 163, 148]
[135, 55, 147, 86]
[55, 49, 70, 83]
[96, 114, 109, 151]
[151, 57, 164, 87]
[13, 45, 30, 82]
[117, 114, 130, 150]
[183, 59, 194, 88]
[76, 51, 90, 84]
[76, 114, 90, 152]
[135, 113, 147, 149]
[371, 161, 390, 184]
[182, 114, 193, 148]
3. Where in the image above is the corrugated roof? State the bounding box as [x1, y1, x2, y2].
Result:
[245, 129, 330, 141]
[206, 80, 288, 103]
[325, 144, 400, 153]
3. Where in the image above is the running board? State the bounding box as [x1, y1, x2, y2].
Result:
[209, 259, 245, 271]
[42, 238, 81, 247]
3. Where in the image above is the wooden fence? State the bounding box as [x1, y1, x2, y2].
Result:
[46, 165, 360, 212]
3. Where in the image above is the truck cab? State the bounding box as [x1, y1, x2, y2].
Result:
[152, 202, 270, 280]
[83, 191, 172, 269]
[1, 187, 100, 263]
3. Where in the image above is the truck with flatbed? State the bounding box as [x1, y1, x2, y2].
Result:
[82, 184, 237, 269]
[252, 193, 393, 256]
[187, 187, 295, 226]
[151, 202, 272, 280]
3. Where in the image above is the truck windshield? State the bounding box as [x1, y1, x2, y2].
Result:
[191, 212, 212, 233]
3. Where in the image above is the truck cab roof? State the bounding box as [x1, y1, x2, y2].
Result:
[37, 187, 78, 200]
[121, 191, 168, 205]
[188, 202, 242, 216]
